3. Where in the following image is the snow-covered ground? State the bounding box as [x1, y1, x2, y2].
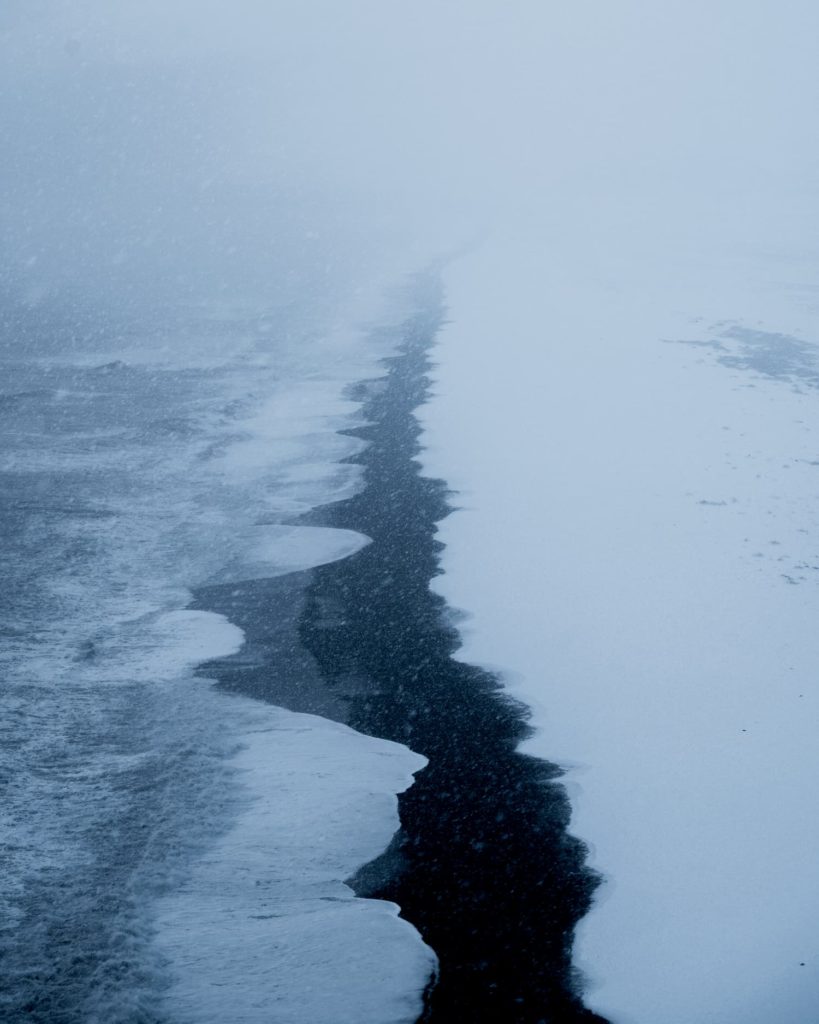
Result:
[154, 701, 431, 1024]
[6, 3, 819, 1021]
[419, 216, 819, 1022]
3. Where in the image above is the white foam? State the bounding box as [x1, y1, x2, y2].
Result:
[207, 525, 370, 584]
[86, 610, 244, 682]
[154, 703, 435, 1024]
[1, 277, 436, 1021]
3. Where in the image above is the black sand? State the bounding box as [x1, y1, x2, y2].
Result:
[197, 273, 608, 1024]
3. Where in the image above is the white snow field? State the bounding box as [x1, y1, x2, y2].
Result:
[419, 217, 819, 1023]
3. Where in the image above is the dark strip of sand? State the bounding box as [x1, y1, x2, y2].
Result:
[197, 272, 607, 1024]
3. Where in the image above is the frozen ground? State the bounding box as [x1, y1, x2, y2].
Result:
[419, 218, 819, 1024]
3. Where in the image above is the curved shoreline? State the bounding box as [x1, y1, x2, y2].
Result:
[200, 272, 605, 1022]
[301, 274, 605, 1023]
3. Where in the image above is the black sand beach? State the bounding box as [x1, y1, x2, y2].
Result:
[196, 274, 607, 1023]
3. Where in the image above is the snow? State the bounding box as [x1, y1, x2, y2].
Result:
[419, 223, 819, 1023]
[5, 2, 819, 1020]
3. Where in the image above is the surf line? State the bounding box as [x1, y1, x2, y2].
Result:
[294, 271, 608, 1023]
[195, 272, 607, 1022]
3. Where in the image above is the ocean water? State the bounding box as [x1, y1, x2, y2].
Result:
[0, 291, 434, 1023]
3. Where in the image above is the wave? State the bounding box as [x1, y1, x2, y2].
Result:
[0, 283, 435, 1022]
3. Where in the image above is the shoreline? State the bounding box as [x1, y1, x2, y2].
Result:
[199, 272, 606, 1023]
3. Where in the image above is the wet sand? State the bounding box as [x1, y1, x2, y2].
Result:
[197, 274, 606, 1023]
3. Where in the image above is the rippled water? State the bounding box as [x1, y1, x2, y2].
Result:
[0, 292, 433, 1023]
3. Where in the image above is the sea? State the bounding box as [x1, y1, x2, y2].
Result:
[0, 280, 435, 1023]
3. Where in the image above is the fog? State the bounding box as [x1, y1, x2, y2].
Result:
[4, 1, 818, 320]
[3, 4, 819, 1024]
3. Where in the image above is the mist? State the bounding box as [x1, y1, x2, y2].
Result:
[5, 1, 819, 320]
[3, 4, 819, 1024]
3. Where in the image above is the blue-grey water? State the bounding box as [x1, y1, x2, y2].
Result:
[0, 291, 409, 1022]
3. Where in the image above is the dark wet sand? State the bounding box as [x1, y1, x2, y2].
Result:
[197, 273, 608, 1024]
